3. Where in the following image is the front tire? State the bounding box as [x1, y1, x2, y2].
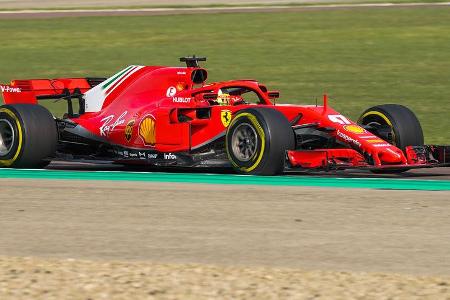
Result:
[0, 104, 57, 168]
[358, 104, 424, 150]
[358, 104, 424, 174]
[226, 108, 295, 175]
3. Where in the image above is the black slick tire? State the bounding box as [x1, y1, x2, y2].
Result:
[225, 108, 295, 175]
[358, 104, 424, 173]
[0, 104, 57, 168]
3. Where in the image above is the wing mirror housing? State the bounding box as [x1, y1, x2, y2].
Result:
[267, 91, 280, 99]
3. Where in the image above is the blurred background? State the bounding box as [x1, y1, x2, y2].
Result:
[0, 0, 427, 9]
[0, 0, 449, 143]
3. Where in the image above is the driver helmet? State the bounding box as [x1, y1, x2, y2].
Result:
[216, 89, 231, 106]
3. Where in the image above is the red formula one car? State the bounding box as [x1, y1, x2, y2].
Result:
[0, 56, 448, 174]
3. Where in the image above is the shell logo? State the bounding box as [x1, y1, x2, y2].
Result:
[139, 115, 156, 146]
[343, 125, 366, 134]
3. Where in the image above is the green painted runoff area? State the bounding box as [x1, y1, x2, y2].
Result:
[0, 169, 449, 191]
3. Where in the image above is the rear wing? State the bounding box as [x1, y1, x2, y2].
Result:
[0, 77, 105, 115]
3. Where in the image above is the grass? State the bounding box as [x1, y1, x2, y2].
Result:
[0, 7, 449, 143]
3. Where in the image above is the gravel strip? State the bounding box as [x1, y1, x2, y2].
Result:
[1, 256, 450, 300]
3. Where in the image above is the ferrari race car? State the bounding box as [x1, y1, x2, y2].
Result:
[0, 56, 448, 175]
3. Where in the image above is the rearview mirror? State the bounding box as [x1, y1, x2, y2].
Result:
[268, 91, 280, 99]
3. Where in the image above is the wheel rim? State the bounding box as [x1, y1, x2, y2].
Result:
[365, 120, 396, 145]
[367, 121, 381, 126]
[0, 119, 15, 156]
[231, 122, 258, 161]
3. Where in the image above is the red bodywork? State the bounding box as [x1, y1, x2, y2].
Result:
[1, 63, 448, 171]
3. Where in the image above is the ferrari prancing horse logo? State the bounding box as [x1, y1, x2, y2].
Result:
[221, 110, 232, 127]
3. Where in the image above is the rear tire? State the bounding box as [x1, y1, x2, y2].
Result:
[0, 104, 57, 168]
[225, 108, 295, 175]
[358, 104, 424, 174]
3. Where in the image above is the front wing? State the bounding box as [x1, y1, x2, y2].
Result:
[287, 145, 450, 171]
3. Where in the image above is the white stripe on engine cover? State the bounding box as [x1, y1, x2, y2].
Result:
[83, 65, 143, 113]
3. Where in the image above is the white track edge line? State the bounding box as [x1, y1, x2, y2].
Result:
[0, 2, 449, 14]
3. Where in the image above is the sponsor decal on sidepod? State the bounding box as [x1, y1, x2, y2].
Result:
[164, 153, 177, 160]
[100, 111, 127, 137]
[139, 115, 156, 146]
[173, 97, 191, 103]
[124, 119, 135, 141]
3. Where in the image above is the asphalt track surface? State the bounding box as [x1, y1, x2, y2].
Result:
[0, 2, 449, 19]
[1, 178, 450, 276]
[0, 164, 448, 275]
